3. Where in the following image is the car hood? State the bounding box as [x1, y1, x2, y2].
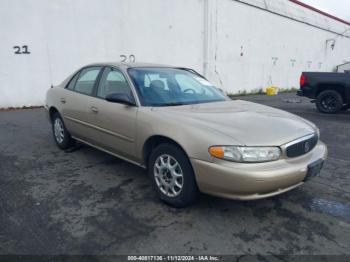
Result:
[152, 100, 316, 146]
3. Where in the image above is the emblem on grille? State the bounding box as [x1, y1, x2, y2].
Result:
[304, 142, 310, 153]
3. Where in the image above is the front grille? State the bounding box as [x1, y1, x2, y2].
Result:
[286, 134, 318, 158]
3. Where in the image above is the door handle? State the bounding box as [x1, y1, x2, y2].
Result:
[90, 106, 99, 113]
[60, 98, 66, 104]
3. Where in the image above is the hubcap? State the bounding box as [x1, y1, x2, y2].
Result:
[321, 95, 337, 110]
[54, 118, 64, 144]
[154, 154, 183, 197]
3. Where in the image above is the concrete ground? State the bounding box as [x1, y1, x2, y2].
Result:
[0, 93, 349, 256]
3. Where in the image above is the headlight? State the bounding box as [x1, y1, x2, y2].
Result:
[209, 146, 281, 163]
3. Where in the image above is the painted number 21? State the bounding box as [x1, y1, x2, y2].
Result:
[13, 45, 31, 54]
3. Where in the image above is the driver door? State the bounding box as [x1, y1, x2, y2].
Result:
[88, 67, 138, 162]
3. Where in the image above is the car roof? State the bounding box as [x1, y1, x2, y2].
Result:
[84, 62, 175, 69]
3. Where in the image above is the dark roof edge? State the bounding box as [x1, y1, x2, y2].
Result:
[289, 0, 350, 26]
[337, 61, 350, 67]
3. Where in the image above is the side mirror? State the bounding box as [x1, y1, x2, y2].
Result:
[105, 93, 136, 106]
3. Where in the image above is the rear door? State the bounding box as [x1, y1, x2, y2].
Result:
[88, 67, 138, 162]
[60, 66, 103, 140]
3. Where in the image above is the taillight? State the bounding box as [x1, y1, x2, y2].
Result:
[300, 74, 306, 87]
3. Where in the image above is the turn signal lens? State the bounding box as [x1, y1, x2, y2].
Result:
[209, 146, 224, 159]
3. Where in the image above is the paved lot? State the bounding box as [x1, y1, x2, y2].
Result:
[0, 93, 349, 256]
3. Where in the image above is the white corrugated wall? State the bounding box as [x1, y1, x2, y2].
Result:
[0, 0, 349, 107]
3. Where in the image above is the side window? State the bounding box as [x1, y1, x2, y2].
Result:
[74, 67, 101, 95]
[97, 67, 132, 99]
[66, 72, 79, 90]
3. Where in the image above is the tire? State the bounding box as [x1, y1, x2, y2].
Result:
[148, 143, 199, 207]
[316, 90, 343, 114]
[51, 112, 75, 149]
[341, 104, 350, 111]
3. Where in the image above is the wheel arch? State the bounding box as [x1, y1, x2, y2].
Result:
[316, 84, 346, 101]
[142, 135, 190, 169]
[49, 106, 60, 121]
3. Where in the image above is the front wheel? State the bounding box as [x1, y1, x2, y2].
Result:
[316, 90, 343, 114]
[148, 143, 199, 207]
[52, 112, 75, 149]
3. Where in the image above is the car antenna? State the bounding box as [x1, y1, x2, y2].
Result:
[46, 43, 54, 89]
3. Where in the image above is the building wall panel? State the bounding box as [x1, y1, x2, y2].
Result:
[0, 0, 349, 107]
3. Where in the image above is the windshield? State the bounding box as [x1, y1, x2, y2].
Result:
[127, 68, 229, 106]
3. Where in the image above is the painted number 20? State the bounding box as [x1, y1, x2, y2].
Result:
[13, 45, 31, 54]
[120, 54, 135, 63]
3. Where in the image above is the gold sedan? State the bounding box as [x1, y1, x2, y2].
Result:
[45, 63, 327, 207]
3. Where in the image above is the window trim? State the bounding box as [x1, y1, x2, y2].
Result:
[64, 66, 104, 97]
[65, 71, 80, 91]
[94, 66, 137, 105]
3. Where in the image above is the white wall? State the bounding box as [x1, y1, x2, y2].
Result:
[0, 0, 205, 108]
[0, 0, 349, 107]
[206, 0, 350, 92]
[337, 62, 350, 73]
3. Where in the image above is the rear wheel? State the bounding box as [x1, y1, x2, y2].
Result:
[52, 112, 75, 149]
[316, 90, 343, 114]
[341, 104, 350, 111]
[148, 143, 199, 207]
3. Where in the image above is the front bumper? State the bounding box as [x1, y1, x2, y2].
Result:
[190, 141, 327, 200]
